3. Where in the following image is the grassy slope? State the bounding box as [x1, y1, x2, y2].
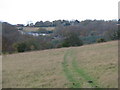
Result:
[2, 41, 118, 88]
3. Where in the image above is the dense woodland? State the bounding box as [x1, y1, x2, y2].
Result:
[2, 19, 119, 53]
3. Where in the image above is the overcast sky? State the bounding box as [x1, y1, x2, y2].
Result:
[0, 0, 119, 25]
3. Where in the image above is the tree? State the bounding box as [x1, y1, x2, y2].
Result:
[34, 21, 44, 27]
[62, 33, 83, 47]
[44, 21, 52, 27]
[2, 22, 22, 53]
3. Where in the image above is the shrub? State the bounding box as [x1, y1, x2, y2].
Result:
[96, 38, 106, 43]
[14, 42, 27, 52]
[13, 37, 54, 52]
[62, 33, 83, 47]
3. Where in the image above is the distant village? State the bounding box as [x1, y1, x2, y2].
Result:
[15, 20, 80, 37]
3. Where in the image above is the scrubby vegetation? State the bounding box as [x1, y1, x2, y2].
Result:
[96, 38, 106, 43]
[2, 19, 119, 53]
[62, 33, 83, 47]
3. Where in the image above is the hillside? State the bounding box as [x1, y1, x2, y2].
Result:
[2, 41, 118, 88]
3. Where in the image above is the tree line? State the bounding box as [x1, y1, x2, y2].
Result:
[26, 20, 80, 27]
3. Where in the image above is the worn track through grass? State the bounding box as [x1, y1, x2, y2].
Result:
[63, 49, 81, 88]
[71, 49, 101, 88]
[63, 48, 100, 88]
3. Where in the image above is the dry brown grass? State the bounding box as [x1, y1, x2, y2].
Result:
[23, 27, 39, 32]
[74, 41, 118, 88]
[23, 27, 55, 32]
[2, 41, 118, 88]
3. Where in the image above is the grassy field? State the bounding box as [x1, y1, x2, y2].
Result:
[2, 41, 118, 88]
[23, 27, 55, 32]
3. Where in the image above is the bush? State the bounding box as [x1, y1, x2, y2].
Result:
[81, 36, 102, 44]
[62, 33, 83, 47]
[13, 37, 54, 52]
[14, 42, 27, 52]
[96, 38, 106, 43]
[13, 39, 40, 52]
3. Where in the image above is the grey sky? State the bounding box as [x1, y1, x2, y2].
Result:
[0, 0, 119, 25]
